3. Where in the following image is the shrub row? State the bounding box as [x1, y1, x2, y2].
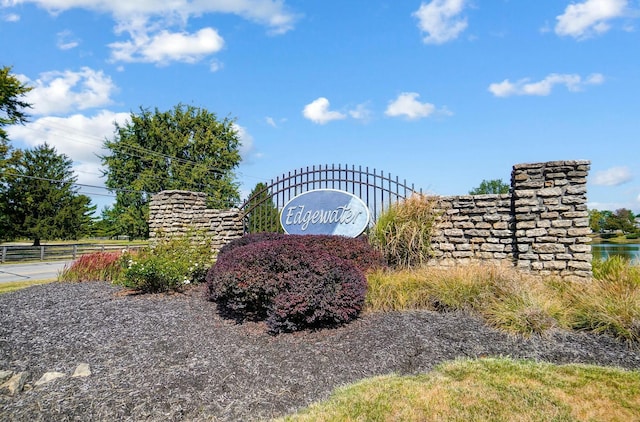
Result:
[207, 235, 371, 333]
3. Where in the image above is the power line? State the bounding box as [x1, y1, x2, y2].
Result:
[0, 170, 150, 196]
[0, 171, 245, 207]
[19, 118, 246, 176]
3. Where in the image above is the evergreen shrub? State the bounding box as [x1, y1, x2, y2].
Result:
[206, 236, 368, 333]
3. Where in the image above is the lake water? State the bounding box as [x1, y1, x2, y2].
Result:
[592, 243, 640, 263]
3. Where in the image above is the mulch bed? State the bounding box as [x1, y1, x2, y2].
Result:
[1, 281, 639, 421]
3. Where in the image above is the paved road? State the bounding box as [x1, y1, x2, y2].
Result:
[0, 261, 73, 283]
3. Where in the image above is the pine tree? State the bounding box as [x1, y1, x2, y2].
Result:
[244, 182, 281, 233]
[0, 143, 95, 245]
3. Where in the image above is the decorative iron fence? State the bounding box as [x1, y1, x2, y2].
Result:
[240, 164, 422, 233]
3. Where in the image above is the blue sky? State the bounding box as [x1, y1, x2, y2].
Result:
[2, 0, 639, 214]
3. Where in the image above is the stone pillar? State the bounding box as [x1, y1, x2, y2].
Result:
[511, 160, 592, 279]
[148, 190, 208, 238]
[148, 190, 244, 255]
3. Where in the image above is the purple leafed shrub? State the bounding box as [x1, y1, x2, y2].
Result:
[217, 232, 286, 257]
[206, 236, 368, 333]
[218, 233, 387, 272]
[296, 234, 388, 272]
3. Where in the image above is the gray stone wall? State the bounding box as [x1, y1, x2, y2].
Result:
[148, 190, 243, 253]
[147, 160, 592, 279]
[430, 160, 591, 279]
[431, 193, 514, 266]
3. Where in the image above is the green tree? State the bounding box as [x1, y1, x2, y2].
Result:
[0, 143, 95, 245]
[603, 208, 637, 234]
[589, 209, 605, 233]
[0, 65, 32, 169]
[469, 179, 510, 195]
[101, 104, 242, 239]
[244, 182, 282, 233]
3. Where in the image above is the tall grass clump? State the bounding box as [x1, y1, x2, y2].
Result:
[568, 256, 640, 343]
[59, 251, 124, 282]
[367, 257, 640, 341]
[367, 264, 558, 336]
[369, 194, 440, 268]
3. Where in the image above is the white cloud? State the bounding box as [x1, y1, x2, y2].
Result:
[413, 0, 468, 44]
[593, 166, 633, 186]
[56, 29, 79, 50]
[3, 0, 297, 65]
[555, 0, 628, 39]
[7, 110, 130, 165]
[7, 110, 130, 203]
[488, 73, 604, 97]
[303, 97, 346, 125]
[232, 123, 254, 159]
[109, 27, 224, 64]
[20, 67, 117, 115]
[265, 117, 277, 128]
[349, 102, 373, 122]
[2, 12, 20, 21]
[385, 92, 436, 120]
[2, 0, 296, 34]
[209, 59, 223, 73]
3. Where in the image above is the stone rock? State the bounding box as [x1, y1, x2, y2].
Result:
[1, 371, 29, 396]
[72, 363, 91, 378]
[0, 370, 13, 384]
[34, 371, 66, 386]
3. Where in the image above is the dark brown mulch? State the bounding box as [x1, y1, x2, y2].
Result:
[1, 282, 639, 421]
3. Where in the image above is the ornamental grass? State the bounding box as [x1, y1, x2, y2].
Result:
[58, 251, 124, 283]
[365, 258, 640, 342]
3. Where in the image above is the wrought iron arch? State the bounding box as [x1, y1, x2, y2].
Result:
[240, 164, 423, 234]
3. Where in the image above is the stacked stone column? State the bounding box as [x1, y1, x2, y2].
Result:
[148, 190, 244, 254]
[511, 160, 592, 279]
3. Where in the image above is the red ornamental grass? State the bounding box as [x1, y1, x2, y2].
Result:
[61, 251, 123, 282]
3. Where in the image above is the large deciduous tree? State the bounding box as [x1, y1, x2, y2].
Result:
[469, 179, 510, 195]
[0, 65, 32, 169]
[0, 143, 95, 245]
[101, 104, 242, 239]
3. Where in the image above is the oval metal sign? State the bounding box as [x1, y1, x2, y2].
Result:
[280, 189, 370, 237]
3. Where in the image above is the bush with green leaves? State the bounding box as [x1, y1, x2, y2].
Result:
[119, 233, 214, 293]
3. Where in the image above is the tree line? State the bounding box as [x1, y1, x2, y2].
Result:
[2, 64, 638, 245]
[1, 65, 243, 245]
[589, 208, 639, 237]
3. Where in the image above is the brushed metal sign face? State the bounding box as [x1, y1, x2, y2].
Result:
[279, 189, 370, 237]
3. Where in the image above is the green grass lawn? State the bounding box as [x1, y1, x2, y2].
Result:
[278, 358, 640, 421]
[0, 279, 56, 294]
